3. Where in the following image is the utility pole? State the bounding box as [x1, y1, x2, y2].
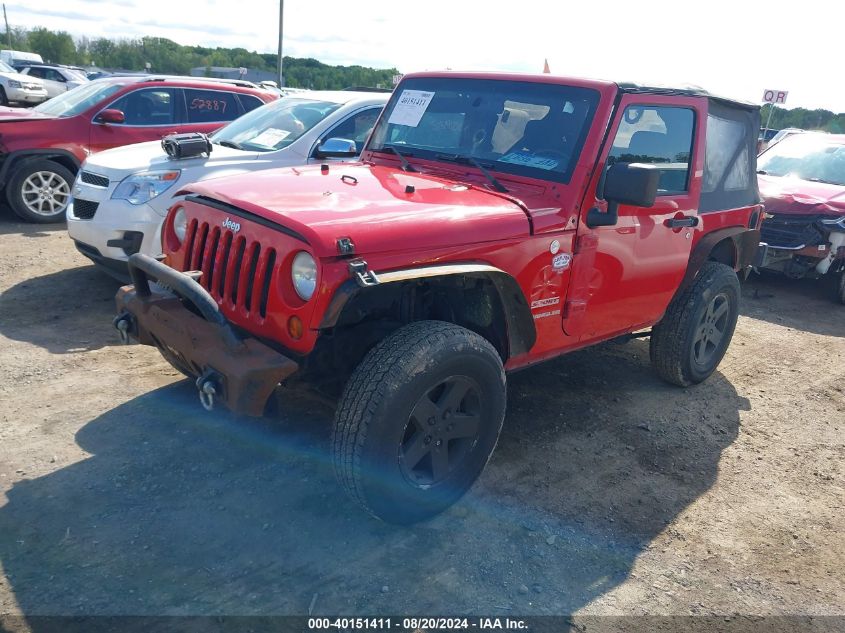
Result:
[3, 4, 12, 49]
[277, 0, 284, 87]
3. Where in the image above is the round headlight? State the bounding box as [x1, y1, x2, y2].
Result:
[172, 207, 187, 244]
[291, 251, 317, 301]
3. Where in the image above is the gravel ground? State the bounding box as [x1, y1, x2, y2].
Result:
[0, 209, 842, 627]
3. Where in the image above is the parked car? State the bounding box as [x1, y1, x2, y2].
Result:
[0, 49, 43, 67]
[16, 63, 89, 98]
[113, 71, 762, 523]
[68, 90, 388, 280]
[0, 76, 277, 223]
[0, 60, 48, 106]
[756, 133, 845, 303]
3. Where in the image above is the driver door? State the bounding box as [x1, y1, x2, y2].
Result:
[563, 94, 706, 341]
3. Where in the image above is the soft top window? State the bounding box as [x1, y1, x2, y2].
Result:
[700, 100, 761, 212]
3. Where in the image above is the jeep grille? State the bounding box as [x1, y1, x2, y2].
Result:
[181, 219, 277, 319]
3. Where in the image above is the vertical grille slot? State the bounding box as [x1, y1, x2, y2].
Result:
[257, 249, 276, 318]
[243, 243, 262, 313]
[226, 237, 247, 305]
[214, 231, 233, 300]
[202, 227, 221, 292]
[183, 219, 198, 270]
[191, 222, 209, 271]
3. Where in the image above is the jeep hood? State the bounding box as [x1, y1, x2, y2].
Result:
[84, 140, 263, 174]
[182, 163, 531, 257]
[759, 174, 845, 218]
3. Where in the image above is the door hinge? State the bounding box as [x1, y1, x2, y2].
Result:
[349, 258, 380, 287]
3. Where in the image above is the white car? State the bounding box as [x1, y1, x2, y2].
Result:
[67, 90, 388, 280]
[0, 60, 48, 105]
[17, 64, 88, 98]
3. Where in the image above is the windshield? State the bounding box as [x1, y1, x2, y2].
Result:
[65, 69, 89, 81]
[33, 80, 126, 117]
[0, 60, 17, 74]
[758, 135, 845, 186]
[212, 97, 341, 152]
[369, 77, 600, 184]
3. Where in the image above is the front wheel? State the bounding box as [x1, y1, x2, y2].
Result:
[650, 261, 740, 386]
[7, 159, 75, 223]
[332, 321, 506, 524]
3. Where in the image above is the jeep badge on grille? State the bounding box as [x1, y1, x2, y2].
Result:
[222, 218, 241, 233]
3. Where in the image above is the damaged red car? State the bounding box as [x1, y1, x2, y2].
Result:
[756, 133, 845, 303]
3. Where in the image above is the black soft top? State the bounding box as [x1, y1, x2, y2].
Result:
[617, 82, 759, 111]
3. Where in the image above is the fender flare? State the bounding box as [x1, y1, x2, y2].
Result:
[0, 149, 82, 188]
[679, 226, 761, 292]
[319, 264, 537, 359]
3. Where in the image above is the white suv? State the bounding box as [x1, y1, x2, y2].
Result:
[0, 60, 47, 105]
[17, 64, 88, 98]
[67, 90, 388, 280]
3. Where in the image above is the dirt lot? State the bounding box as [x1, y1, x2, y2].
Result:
[0, 208, 842, 625]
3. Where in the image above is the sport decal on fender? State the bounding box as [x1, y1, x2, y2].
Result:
[533, 309, 561, 320]
[553, 253, 572, 271]
[531, 297, 561, 309]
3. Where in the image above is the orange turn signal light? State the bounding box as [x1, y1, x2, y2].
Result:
[288, 316, 303, 340]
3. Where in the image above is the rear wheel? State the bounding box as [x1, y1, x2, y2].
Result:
[0, 87, 8, 106]
[650, 261, 740, 386]
[332, 321, 506, 524]
[7, 159, 75, 223]
[836, 271, 845, 305]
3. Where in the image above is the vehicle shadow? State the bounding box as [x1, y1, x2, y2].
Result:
[0, 204, 66, 236]
[0, 265, 122, 354]
[0, 339, 748, 620]
[741, 272, 844, 337]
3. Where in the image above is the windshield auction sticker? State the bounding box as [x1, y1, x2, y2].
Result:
[387, 90, 435, 127]
[249, 128, 291, 147]
[499, 151, 559, 170]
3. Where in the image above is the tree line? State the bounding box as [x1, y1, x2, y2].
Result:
[1, 26, 399, 90]
[760, 103, 844, 133]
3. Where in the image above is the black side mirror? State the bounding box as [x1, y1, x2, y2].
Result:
[315, 137, 358, 159]
[586, 162, 659, 228]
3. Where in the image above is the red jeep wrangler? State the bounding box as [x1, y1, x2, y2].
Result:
[114, 72, 762, 523]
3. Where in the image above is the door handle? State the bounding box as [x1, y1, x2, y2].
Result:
[665, 216, 699, 228]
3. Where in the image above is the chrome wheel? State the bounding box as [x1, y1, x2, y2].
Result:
[21, 171, 71, 218]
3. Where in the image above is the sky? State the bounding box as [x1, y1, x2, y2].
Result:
[8, 0, 845, 112]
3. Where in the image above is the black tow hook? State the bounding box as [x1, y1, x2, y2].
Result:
[196, 370, 223, 412]
[113, 312, 135, 345]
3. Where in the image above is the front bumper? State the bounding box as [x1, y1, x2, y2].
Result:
[67, 193, 166, 262]
[6, 86, 48, 103]
[115, 253, 299, 416]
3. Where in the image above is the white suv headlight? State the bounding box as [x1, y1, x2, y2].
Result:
[112, 170, 181, 205]
[291, 251, 317, 301]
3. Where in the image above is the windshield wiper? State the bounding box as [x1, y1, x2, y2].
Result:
[215, 140, 243, 150]
[807, 177, 839, 185]
[435, 153, 508, 193]
[381, 145, 416, 172]
[756, 169, 769, 175]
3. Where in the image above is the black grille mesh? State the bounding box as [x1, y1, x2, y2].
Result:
[73, 198, 99, 220]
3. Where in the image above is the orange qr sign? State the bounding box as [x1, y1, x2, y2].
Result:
[762, 89, 788, 104]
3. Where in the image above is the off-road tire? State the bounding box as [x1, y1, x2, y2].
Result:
[7, 159, 75, 223]
[650, 261, 740, 387]
[332, 320, 506, 524]
[0, 87, 8, 106]
[836, 271, 845, 305]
